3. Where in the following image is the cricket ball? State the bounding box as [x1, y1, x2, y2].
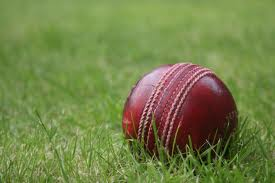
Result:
[122, 63, 237, 154]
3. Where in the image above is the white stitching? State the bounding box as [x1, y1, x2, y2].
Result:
[160, 66, 203, 141]
[137, 63, 183, 141]
[145, 63, 195, 145]
[165, 71, 213, 148]
[141, 64, 190, 141]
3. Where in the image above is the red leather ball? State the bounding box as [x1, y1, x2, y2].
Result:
[122, 63, 238, 154]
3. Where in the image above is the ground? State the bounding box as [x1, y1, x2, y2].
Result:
[0, 0, 274, 182]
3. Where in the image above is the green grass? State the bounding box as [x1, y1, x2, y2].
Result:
[0, 0, 274, 182]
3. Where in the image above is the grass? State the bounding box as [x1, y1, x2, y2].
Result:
[0, 0, 274, 182]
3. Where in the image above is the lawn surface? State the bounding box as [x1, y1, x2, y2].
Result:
[0, 0, 274, 182]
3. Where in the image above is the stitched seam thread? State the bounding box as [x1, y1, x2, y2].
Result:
[137, 63, 183, 141]
[165, 71, 213, 148]
[160, 66, 203, 141]
[144, 63, 192, 145]
[142, 64, 191, 141]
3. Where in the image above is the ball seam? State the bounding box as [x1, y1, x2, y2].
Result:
[144, 63, 193, 146]
[160, 65, 202, 142]
[137, 63, 183, 141]
[165, 71, 213, 149]
[142, 64, 192, 142]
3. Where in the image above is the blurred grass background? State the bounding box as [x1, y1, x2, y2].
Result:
[0, 0, 274, 182]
